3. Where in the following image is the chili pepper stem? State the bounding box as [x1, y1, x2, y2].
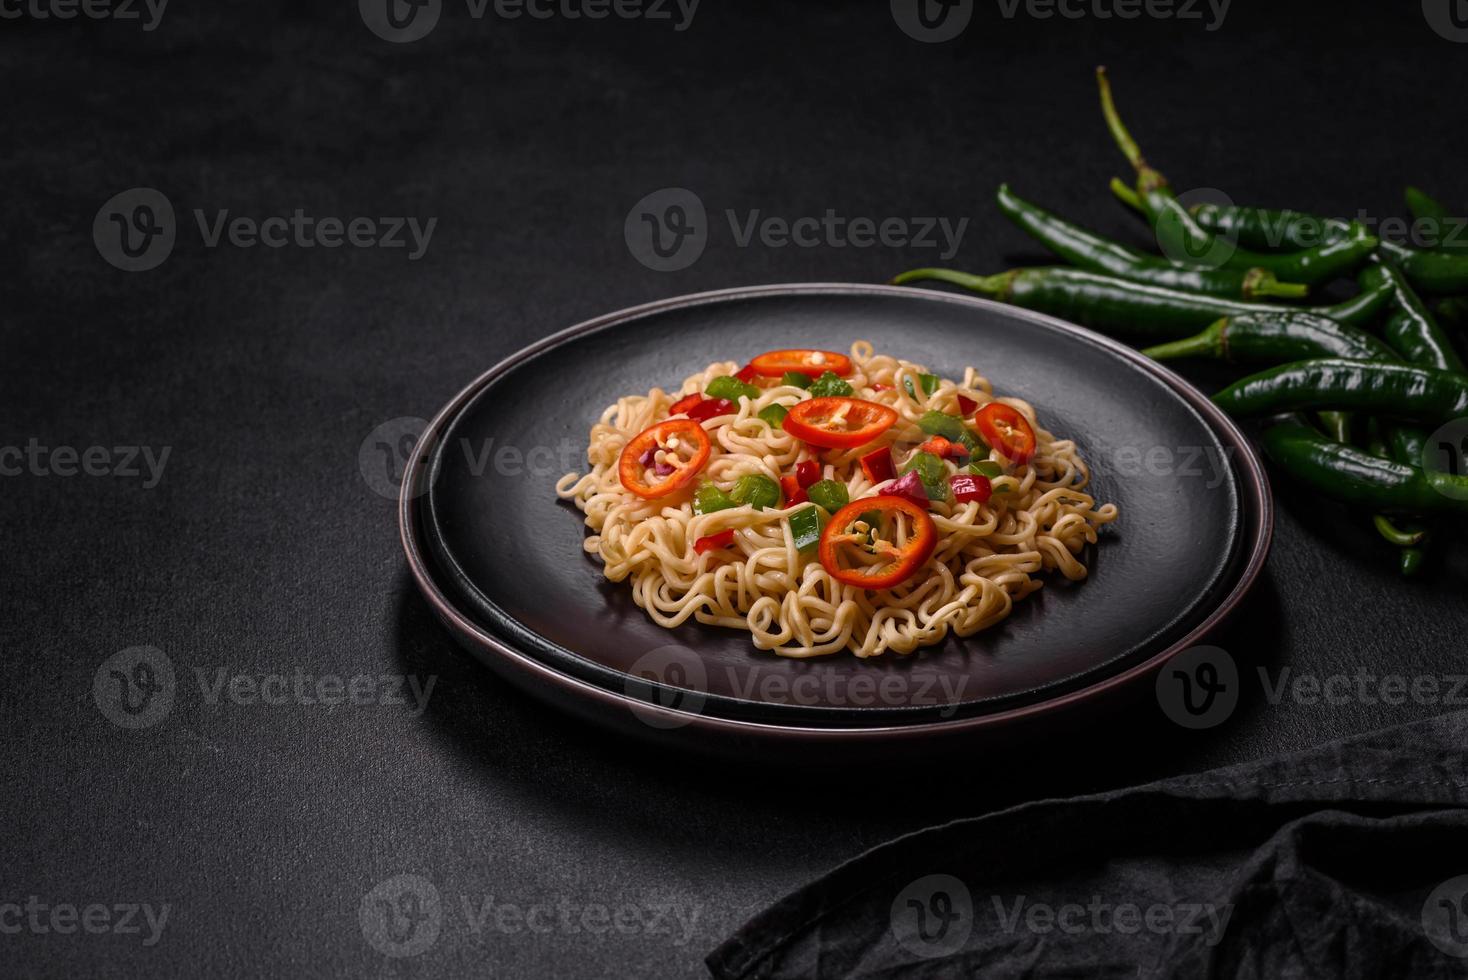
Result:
[1139, 318, 1226, 361]
[1245, 268, 1310, 300]
[1373, 514, 1426, 547]
[1096, 67, 1166, 192]
[1109, 177, 1143, 213]
[890, 267, 1015, 299]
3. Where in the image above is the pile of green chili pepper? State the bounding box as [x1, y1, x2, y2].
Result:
[892, 68, 1468, 577]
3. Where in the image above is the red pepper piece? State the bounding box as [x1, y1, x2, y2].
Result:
[950, 474, 992, 503]
[735, 364, 759, 384]
[859, 446, 896, 484]
[694, 529, 737, 554]
[780, 475, 808, 505]
[879, 470, 930, 509]
[956, 394, 978, 416]
[685, 398, 737, 423]
[918, 436, 968, 461]
[669, 393, 703, 416]
[794, 459, 821, 488]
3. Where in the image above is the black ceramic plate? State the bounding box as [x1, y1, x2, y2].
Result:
[403, 284, 1271, 736]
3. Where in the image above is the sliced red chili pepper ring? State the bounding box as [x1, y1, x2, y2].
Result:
[973, 402, 1037, 464]
[748, 349, 854, 378]
[618, 419, 712, 500]
[818, 498, 937, 590]
[783, 397, 899, 449]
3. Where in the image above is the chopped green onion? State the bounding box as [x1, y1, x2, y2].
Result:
[903, 373, 941, 401]
[693, 482, 736, 515]
[705, 375, 761, 402]
[969, 460, 1004, 478]
[807, 371, 854, 398]
[780, 371, 812, 390]
[730, 474, 781, 511]
[789, 506, 826, 552]
[805, 479, 850, 513]
[992, 483, 1012, 494]
[758, 403, 788, 428]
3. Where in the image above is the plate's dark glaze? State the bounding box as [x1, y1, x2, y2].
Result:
[413, 285, 1260, 728]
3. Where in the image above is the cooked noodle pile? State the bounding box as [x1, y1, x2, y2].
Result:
[556, 342, 1118, 658]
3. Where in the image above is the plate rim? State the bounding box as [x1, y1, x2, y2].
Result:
[398, 282, 1273, 742]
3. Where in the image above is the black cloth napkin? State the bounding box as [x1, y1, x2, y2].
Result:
[707, 711, 1468, 978]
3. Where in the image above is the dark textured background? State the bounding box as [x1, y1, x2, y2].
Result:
[5, 1, 1468, 976]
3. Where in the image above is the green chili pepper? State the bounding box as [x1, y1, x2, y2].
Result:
[1096, 69, 1378, 283]
[706, 375, 760, 402]
[807, 371, 853, 398]
[788, 506, 826, 552]
[1363, 264, 1467, 375]
[1317, 411, 1352, 444]
[1405, 185, 1449, 224]
[693, 482, 736, 516]
[1141, 313, 1398, 364]
[903, 373, 941, 400]
[1325, 282, 1394, 328]
[1372, 514, 1427, 547]
[805, 479, 849, 513]
[891, 267, 1382, 339]
[1214, 359, 1468, 423]
[996, 184, 1307, 300]
[730, 474, 781, 511]
[917, 411, 966, 440]
[1185, 203, 1468, 296]
[901, 451, 950, 500]
[969, 459, 1005, 478]
[780, 371, 812, 389]
[757, 403, 788, 428]
[1260, 417, 1468, 513]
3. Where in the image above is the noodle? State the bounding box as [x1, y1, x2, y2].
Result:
[556, 342, 1118, 658]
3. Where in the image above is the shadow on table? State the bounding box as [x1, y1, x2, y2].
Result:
[392, 565, 1287, 849]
